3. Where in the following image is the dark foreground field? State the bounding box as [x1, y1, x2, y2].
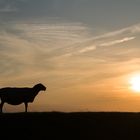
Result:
[1, 112, 140, 140]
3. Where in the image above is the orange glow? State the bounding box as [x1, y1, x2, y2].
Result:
[130, 75, 140, 92]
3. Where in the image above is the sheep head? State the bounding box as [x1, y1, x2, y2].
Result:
[33, 83, 46, 91]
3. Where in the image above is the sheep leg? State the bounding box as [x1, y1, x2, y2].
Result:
[0, 102, 4, 113]
[24, 102, 28, 113]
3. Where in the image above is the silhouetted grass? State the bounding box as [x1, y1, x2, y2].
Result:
[1, 112, 140, 140]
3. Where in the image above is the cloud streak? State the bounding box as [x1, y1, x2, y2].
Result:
[79, 45, 96, 53]
[68, 24, 140, 55]
[75, 36, 135, 55]
[100, 36, 135, 47]
[90, 23, 140, 40]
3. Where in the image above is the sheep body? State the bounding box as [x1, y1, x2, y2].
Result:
[0, 83, 46, 112]
[0, 88, 35, 105]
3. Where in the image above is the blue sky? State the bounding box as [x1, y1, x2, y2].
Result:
[1, 0, 140, 112]
[1, 0, 140, 27]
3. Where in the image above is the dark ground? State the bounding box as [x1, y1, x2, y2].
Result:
[1, 112, 140, 140]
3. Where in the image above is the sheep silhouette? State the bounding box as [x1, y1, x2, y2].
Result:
[0, 83, 46, 113]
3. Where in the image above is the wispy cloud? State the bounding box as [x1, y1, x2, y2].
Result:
[0, 21, 140, 80]
[74, 36, 136, 55]
[100, 36, 135, 47]
[90, 23, 140, 40]
[0, 22, 90, 77]
[79, 45, 96, 53]
[69, 24, 140, 55]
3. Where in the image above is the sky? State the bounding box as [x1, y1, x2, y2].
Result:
[1, 0, 140, 112]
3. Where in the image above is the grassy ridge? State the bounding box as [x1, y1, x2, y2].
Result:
[1, 112, 140, 140]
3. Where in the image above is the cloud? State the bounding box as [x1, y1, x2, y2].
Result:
[68, 24, 140, 55]
[79, 46, 96, 53]
[90, 23, 140, 40]
[0, 21, 140, 82]
[0, 21, 91, 77]
[100, 36, 135, 47]
[40, 23, 139, 58]
[75, 36, 136, 55]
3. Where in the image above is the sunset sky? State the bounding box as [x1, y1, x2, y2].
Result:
[1, 0, 140, 112]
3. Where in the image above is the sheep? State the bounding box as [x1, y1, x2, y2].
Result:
[0, 83, 46, 113]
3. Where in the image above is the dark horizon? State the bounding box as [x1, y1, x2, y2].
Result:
[1, 111, 140, 140]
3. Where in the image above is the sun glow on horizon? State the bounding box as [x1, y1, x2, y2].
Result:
[130, 75, 140, 92]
